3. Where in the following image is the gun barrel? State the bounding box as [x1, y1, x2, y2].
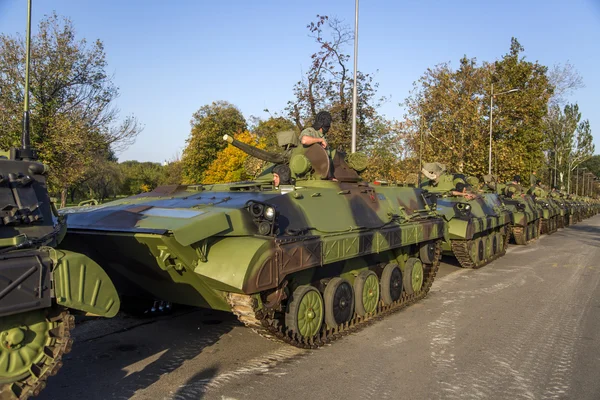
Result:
[223, 135, 286, 164]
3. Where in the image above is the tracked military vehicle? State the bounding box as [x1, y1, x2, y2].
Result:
[495, 180, 542, 245]
[0, 151, 120, 400]
[1, 4, 119, 397]
[60, 131, 445, 347]
[420, 165, 512, 269]
[528, 186, 561, 235]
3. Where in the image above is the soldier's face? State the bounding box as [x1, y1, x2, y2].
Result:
[273, 173, 280, 187]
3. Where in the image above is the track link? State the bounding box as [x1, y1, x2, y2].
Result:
[1, 308, 74, 400]
[450, 228, 509, 269]
[227, 240, 442, 349]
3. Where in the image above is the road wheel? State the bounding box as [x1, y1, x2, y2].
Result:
[285, 285, 324, 339]
[419, 241, 436, 264]
[0, 308, 73, 400]
[497, 231, 504, 253]
[484, 235, 492, 260]
[380, 263, 403, 305]
[469, 238, 480, 264]
[323, 278, 354, 329]
[403, 258, 424, 295]
[354, 270, 379, 317]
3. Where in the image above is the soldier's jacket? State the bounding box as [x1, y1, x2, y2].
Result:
[299, 127, 326, 143]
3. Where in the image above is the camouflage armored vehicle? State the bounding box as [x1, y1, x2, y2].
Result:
[60, 132, 445, 347]
[0, 149, 120, 399]
[1, 5, 119, 396]
[527, 186, 561, 235]
[419, 164, 512, 269]
[494, 179, 542, 245]
[549, 191, 570, 229]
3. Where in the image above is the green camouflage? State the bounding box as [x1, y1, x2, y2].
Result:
[60, 135, 446, 345]
[420, 167, 512, 268]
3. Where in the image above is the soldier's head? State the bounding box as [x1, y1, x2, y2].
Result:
[313, 111, 332, 134]
[536, 179, 542, 186]
[273, 164, 291, 187]
[513, 175, 521, 184]
[455, 182, 467, 193]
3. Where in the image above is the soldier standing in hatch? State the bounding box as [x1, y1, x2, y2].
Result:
[300, 111, 331, 150]
[530, 171, 538, 187]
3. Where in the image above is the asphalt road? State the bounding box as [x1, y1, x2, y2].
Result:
[39, 216, 600, 400]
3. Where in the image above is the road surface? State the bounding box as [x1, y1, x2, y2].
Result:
[39, 216, 600, 400]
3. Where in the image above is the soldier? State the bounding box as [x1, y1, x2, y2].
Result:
[453, 182, 477, 200]
[421, 162, 476, 200]
[505, 175, 523, 198]
[530, 171, 538, 187]
[272, 164, 292, 188]
[300, 111, 331, 149]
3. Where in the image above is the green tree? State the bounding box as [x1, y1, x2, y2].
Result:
[251, 114, 297, 150]
[118, 161, 164, 195]
[580, 155, 600, 178]
[181, 101, 247, 184]
[403, 38, 552, 182]
[0, 13, 140, 206]
[286, 15, 388, 152]
[489, 38, 552, 180]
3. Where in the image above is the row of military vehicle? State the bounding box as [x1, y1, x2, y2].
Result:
[1, 129, 599, 399]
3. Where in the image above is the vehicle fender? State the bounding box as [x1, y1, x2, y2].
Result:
[51, 249, 120, 317]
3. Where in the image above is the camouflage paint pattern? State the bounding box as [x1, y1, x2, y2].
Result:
[61, 179, 445, 313]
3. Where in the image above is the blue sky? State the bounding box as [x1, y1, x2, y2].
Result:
[1, 0, 599, 162]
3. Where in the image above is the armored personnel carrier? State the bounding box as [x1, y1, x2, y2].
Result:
[527, 186, 561, 235]
[420, 164, 512, 269]
[60, 132, 445, 347]
[494, 179, 542, 245]
[0, 150, 120, 399]
[1, 5, 119, 396]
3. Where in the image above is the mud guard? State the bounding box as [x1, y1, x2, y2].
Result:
[51, 249, 120, 317]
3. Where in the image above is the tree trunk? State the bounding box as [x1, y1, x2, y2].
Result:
[60, 188, 68, 209]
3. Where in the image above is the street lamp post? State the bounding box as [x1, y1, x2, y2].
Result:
[350, 0, 359, 153]
[488, 84, 519, 175]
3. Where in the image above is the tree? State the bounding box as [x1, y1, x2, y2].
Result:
[202, 131, 266, 184]
[402, 38, 552, 181]
[0, 13, 141, 206]
[118, 161, 164, 195]
[580, 155, 600, 178]
[160, 153, 184, 186]
[543, 103, 594, 191]
[566, 118, 594, 193]
[181, 101, 247, 184]
[547, 62, 584, 108]
[251, 114, 297, 150]
[286, 15, 388, 152]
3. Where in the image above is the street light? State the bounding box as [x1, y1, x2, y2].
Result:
[488, 84, 520, 174]
[350, 0, 359, 153]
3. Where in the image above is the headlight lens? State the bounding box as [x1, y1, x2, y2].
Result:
[264, 206, 275, 220]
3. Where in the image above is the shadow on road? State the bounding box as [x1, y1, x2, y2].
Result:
[39, 308, 239, 400]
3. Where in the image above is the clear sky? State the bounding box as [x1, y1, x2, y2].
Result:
[1, 0, 599, 162]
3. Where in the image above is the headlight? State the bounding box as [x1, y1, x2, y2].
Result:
[250, 203, 264, 218]
[245, 201, 278, 236]
[264, 206, 275, 220]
